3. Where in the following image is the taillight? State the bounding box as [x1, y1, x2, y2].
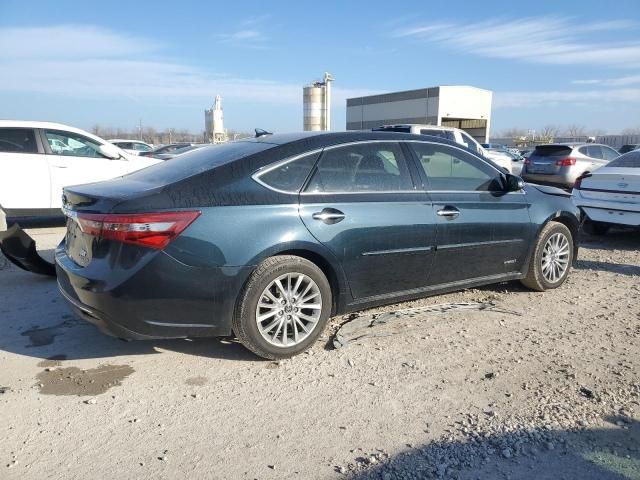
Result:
[76, 211, 201, 249]
[556, 157, 577, 166]
[523, 157, 530, 164]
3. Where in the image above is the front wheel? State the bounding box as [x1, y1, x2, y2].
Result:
[521, 222, 574, 292]
[232, 255, 332, 360]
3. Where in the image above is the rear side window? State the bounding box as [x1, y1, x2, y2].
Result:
[410, 143, 501, 191]
[420, 129, 449, 139]
[607, 151, 640, 168]
[460, 132, 480, 153]
[0, 128, 38, 153]
[256, 152, 319, 193]
[601, 146, 619, 161]
[133, 143, 152, 152]
[305, 142, 413, 193]
[586, 145, 603, 159]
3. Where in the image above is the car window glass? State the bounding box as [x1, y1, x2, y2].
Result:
[461, 133, 479, 153]
[578, 146, 589, 155]
[607, 151, 640, 168]
[586, 145, 603, 159]
[305, 142, 413, 193]
[257, 152, 319, 192]
[419, 129, 447, 139]
[45, 131, 105, 158]
[410, 143, 501, 191]
[601, 146, 619, 161]
[133, 143, 151, 151]
[0, 128, 38, 153]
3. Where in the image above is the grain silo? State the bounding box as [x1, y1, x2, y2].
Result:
[303, 72, 334, 131]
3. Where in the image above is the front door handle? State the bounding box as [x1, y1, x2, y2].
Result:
[436, 206, 460, 219]
[312, 208, 345, 224]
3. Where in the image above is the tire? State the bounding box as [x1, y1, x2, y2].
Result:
[521, 222, 574, 292]
[232, 255, 332, 360]
[583, 219, 610, 236]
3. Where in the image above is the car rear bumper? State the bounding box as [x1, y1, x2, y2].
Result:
[573, 191, 640, 226]
[55, 242, 254, 340]
[521, 172, 578, 188]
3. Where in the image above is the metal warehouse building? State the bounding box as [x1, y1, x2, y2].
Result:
[346, 85, 493, 142]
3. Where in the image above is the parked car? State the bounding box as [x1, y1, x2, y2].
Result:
[521, 143, 619, 189]
[373, 124, 513, 172]
[0, 121, 160, 225]
[140, 143, 196, 158]
[572, 150, 640, 235]
[618, 144, 640, 154]
[148, 144, 207, 161]
[486, 147, 523, 175]
[55, 131, 580, 359]
[109, 139, 154, 156]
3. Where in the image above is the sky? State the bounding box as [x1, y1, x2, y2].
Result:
[1, 0, 639, 136]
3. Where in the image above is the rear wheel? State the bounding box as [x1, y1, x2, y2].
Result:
[232, 255, 332, 360]
[521, 222, 573, 292]
[583, 219, 610, 236]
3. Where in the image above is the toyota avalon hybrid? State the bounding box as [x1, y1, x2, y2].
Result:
[56, 132, 580, 359]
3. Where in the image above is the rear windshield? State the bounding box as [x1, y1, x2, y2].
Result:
[607, 151, 640, 168]
[124, 141, 275, 183]
[532, 145, 572, 157]
[372, 126, 411, 133]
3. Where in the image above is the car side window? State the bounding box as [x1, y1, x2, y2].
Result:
[460, 132, 479, 153]
[0, 128, 38, 153]
[420, 129, 448, 139]
[586, 145, 603, 159]
[134, 143, 152, 152]
[305, 142, 413, 193]
[601, 146, 619, 161]
[45, 130, 106, 158]
[257, 152, 319, 193]
[410, 142, 502, 191]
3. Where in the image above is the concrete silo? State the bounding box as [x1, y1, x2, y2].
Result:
[303, 72, 334, 131]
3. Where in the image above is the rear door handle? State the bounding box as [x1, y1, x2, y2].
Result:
[436, 206, 460, 218]
[312, 208, 345, 224]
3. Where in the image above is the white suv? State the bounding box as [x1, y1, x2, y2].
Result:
[372, 124, 513, 173]
[0, 121, 160, 225]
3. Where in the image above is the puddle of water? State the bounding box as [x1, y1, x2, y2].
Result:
[185, 376, 208, 386]
[36, 364, 134, 396]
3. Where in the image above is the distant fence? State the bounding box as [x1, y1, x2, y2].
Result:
[489, 134, 640, 149]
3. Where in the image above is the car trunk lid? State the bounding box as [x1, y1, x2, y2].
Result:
[578, 168, 640, 203]
[526, 145, 573, 174]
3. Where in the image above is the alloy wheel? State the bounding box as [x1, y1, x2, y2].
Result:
[541, 232, 570, 283]
[255, 273, 322, 347]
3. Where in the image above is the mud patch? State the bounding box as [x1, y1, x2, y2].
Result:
[185, 376, 208, 386]
[36, 364, 134, 396]
[37, 354, 68, 368]
[21, 319, 82, 348]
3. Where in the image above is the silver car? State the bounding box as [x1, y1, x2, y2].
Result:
[522, 143, 619, 188]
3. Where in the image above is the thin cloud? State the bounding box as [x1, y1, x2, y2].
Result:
[0, 25, 376, 106]
[392, 17, 640, 68]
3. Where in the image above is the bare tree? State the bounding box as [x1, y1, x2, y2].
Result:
[564, 124, 586, 137]
[622, 127, 640, 135]
[499, 128, 527, 139]
[539, 125, 559, 140]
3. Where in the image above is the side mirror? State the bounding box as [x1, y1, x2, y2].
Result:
[99, 143, 123, 160]
[504, 173, 525, 192]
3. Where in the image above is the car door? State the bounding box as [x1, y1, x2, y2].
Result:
[41, 129, 130, 209]
[0, 127, 51, 213]
[407, 141, 533, 285]
[298, 141, 437, 300]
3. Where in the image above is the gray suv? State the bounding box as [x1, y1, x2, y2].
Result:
[522, 143, 619, 188]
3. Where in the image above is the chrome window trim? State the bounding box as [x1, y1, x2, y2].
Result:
[252, 139, 523, 196]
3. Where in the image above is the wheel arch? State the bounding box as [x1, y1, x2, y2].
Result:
[539, 211, 580, 265]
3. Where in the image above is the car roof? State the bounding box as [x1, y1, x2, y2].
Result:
[375, 124, 457, 131]
[535, 143, 607, 148]
[235, 130, 464, 149]
[109, 139, 150, 144]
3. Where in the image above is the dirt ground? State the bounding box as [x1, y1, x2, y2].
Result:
[0, 227, 638, 480]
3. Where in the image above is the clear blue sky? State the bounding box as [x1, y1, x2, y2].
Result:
[1, 0, 639, 136]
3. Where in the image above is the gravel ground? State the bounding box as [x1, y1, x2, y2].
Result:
[0, 227, 638, 479]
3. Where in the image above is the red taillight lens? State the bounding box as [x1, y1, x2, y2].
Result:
[556, 157, 577, 167]
[76, 211, 201, 249]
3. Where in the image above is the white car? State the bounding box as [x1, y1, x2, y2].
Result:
[108, 139, 154, 156]
[372, 124, 513, 173]
[572, 150, 640, 235]
[0, 121, 160, 225]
